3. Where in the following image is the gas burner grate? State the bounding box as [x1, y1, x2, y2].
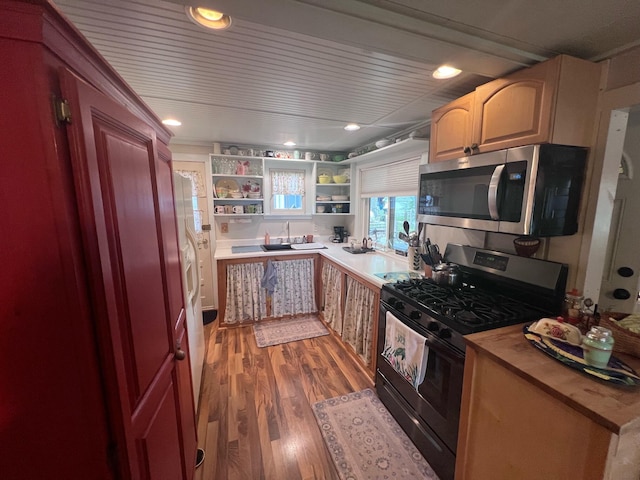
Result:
[388, 277, 549, 328]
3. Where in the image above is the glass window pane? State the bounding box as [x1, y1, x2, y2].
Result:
[273, 194, 302, 209]
[368, 195, 417, 252]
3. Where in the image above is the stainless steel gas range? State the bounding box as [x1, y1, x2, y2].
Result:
[375, 244, 568, 480]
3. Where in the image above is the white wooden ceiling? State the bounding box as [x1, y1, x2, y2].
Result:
[53, 0, 640, 151]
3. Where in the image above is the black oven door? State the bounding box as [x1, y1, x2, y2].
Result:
[376, 303, 465, 456]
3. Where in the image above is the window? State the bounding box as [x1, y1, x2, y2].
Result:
[360, 157, 420, 253]
[368, 196, 417, 252]
[271, 169, 305, 213]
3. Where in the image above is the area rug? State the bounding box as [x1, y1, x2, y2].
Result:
[312, 389, 439, 480]
[253, 317, 329, 347]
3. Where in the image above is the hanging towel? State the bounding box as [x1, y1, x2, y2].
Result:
[381, 311, 428, 390]
[261, 259, 278, 295]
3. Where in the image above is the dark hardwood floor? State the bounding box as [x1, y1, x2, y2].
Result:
[194, 317, 374, 480]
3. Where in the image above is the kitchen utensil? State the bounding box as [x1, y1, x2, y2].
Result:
[420, 253, 433, 266]
[403, 220, 410, 236]
[398, 232, 409, 242]
[432, 263, 461, 286]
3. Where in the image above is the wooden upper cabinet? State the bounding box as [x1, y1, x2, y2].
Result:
[429, 92, 475, 162]
[429, 55, 601, 161]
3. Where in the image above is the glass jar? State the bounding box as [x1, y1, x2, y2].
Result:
[562, 288, 584, 325]
[582, 326, 615, 368]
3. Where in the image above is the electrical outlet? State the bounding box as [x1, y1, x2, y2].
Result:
[221, 222, 228, 233]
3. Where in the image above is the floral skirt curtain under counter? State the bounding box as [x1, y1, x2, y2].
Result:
[224, 262, 267, 324]
[321, 262, 344, 334]
[342, 277, 376, 365]
[272, 258, 317, 317]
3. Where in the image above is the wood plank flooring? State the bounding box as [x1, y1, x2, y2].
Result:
[194, 317, 374, 480]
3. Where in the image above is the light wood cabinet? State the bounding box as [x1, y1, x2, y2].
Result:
[456, 326, 640, 480]
[429, 92, 475, 161]
[429, 55, 601, 162]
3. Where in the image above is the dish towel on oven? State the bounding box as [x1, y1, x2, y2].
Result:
[381, 311, 428, 390]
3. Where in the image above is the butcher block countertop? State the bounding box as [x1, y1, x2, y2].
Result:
[464, 324, 640, 435]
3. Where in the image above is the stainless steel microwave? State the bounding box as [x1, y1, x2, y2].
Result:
[418, 144, 587, 237]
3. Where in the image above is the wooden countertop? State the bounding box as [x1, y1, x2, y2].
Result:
[464, 324, 640, 435]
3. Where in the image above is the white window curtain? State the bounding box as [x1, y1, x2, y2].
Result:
[224, 263, 267, 324]
[360, 157, 420, 198]
[272, 258, 317, 317]
[321, 262, 344, 334]
[271, 169, 306, 195]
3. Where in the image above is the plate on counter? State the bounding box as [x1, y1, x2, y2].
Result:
[523, 324, 640, 387]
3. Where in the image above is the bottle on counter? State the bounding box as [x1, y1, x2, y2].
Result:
[264, 232, 270, 245]
[582, 326, 615, 368]
[562, 288, 584, 325]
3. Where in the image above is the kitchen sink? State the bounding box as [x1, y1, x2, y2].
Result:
[261, 244, 292, 251]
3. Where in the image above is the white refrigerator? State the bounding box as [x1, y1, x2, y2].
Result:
[174, 174, 205, 410]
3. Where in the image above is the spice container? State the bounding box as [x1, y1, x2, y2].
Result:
[582, 326, 615, 368]
[562, 288, 584, 325]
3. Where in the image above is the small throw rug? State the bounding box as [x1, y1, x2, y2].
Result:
[312, 389, 439, 480]
[253, 316, 329, 347]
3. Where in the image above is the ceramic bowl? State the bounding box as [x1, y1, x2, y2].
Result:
[316, 205, 326, 213]
[333, 175, 348, 184]
[513, 236, 541, 257]
[332, 195, 349, 201]
[318, 174, 331, 184]
[375, 139, 391, 149]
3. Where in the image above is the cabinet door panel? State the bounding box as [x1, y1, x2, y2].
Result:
[429, 92, 474, 162]
[61, 68, 192, 479]
[472, 58, 559, 153]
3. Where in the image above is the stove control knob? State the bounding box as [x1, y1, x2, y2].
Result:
[409, 311, 421, 320]
[395, 301, 405, 311]
[427, 321, 440, 332]
[438, 328, 452, 339]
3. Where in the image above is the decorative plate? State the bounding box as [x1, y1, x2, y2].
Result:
[523, 324, 640, 387]
[216, 178, 240, 193]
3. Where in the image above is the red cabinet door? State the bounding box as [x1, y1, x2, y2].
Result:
[60, 68, 195, 479]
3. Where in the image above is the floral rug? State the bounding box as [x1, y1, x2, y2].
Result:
[312, 389, 439, 480]
[253, 316, 329, 347]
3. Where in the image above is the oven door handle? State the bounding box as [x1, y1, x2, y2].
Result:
[488, 164, 505, 220]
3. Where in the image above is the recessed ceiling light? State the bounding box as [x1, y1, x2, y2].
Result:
[186, 7, 232, 30]
[162, 118, 182, 126]
[283, 141, 296, 146]
[344, 123, 360, 131]
[433, 65, 462, 79]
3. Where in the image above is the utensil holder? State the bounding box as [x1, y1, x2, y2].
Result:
[408, 246, 422, 271]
